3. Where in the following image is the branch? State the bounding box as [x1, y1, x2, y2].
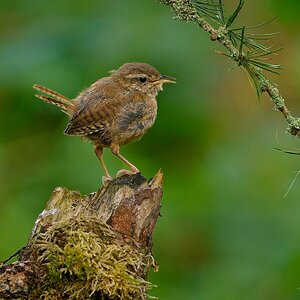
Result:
[157, 0, 300, 137]
[0, 172, 163, 299]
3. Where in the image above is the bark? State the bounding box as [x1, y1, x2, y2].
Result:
[0, 172, 163, 300]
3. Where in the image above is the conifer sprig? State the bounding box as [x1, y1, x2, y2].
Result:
[158, 0, 300, 137]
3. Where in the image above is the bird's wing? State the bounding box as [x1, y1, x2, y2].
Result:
[64, 91, 121, 136]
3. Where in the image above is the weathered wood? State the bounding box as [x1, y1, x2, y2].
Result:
[0, 172, 163, 299]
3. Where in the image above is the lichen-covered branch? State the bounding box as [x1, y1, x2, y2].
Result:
[158, 0, 300, 136]
[0, 172, 163, 299]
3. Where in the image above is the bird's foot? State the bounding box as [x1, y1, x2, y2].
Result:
[116, 169, 139, 177]
[102, 176, 113, 186]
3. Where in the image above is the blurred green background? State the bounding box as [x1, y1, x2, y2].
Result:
[1, 0, 300, 299]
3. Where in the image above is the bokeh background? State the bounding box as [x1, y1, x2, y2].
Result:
[1, 0, 300, 299]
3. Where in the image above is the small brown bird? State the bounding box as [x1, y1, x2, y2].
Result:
[33, 62, 175, 184]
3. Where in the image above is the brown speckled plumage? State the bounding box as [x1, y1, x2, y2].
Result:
[33, 62, 175, 184]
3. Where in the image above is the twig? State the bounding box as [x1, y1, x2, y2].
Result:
[157, 0, 300, 137]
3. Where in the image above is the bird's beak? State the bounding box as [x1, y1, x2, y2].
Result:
[158, 74, 176, 84]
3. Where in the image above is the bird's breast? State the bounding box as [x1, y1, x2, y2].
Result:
[115, 97, 157, 145]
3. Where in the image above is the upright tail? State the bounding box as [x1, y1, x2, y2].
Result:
[33, 84, 75, 115]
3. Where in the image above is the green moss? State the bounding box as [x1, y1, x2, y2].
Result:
[31, 217, 156, 300]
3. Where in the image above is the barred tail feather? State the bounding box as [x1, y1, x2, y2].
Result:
[35, 94, 72, 115]
[33, 84, 75, 115]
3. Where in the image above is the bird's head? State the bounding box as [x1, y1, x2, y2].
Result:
[111, 62, 176, 96]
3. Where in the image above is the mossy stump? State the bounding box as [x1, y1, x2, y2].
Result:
[0, 172, 163, 299]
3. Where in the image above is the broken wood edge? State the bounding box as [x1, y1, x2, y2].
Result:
[0, 171, 163, 300]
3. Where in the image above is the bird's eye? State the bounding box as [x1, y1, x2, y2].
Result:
[139, 77, 147, 83]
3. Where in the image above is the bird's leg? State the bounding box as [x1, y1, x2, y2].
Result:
[110, 144, 140, 177]
[94, 146, 112, 185]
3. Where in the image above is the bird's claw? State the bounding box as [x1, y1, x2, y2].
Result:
[116, 169, 139, 177]
[102, 176, 113, 186]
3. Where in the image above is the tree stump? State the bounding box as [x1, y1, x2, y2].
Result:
[0, 171, 163, 299]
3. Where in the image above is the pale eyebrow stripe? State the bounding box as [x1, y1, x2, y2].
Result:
[125, 74, 147, 79]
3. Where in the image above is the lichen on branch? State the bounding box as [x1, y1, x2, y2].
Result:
[158, 0, 300, 137]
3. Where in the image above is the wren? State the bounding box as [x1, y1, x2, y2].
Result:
[33, 62, 175, 184]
